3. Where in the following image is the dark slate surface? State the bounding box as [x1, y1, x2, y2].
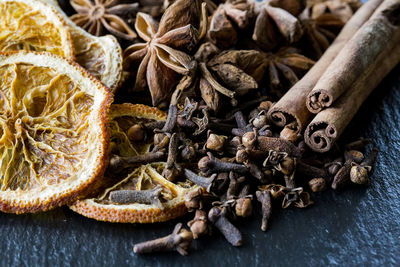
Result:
[1, 1, 400, 266]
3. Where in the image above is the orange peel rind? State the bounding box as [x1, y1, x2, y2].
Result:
[0, 51, 113, 213]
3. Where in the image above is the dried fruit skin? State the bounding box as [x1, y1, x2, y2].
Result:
[0, 51, 112, 213]
[0, 0, 74, 59]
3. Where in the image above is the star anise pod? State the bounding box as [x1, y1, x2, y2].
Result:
[299, 0, 361, 59]
[124, 0, 207, 106]
[208, 0, 252, 49]
[70, 0, 138, 40]
[248, 0, 303, 51]
[263, 47, 315, 95]
[177, 42, 267, 113]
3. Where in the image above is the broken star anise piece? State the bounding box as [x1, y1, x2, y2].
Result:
[299, 0, 361, 59]
[248, 0, 303, 51]
[124, 0, 207, 107]
[208, 0, 252, 49]
[264, 47, 315, 94]
[70, 0, 138, 40]
[177, 43, 267, 113]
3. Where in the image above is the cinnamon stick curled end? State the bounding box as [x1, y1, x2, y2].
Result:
[306, 90, 333, 114]
[304, 122, 338, 153]
[267, 108, 302, 134]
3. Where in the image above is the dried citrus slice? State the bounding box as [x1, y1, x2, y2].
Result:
[71, 104, 198, 223]
[0, 0, 74, 59]
[0, 51, 112, 213]
[40, 0, 123, 92]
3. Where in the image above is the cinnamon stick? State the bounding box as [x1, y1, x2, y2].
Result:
[267, 0, 383, 134]
[306, 0, 400, 114]
[305, 10, 400, 153]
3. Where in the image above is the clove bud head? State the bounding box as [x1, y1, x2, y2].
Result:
[350, 165, 370, 185]
[308, 178, 327, 192]
[127, 124, 145, 142]
[235, 149, 249, 163]
[206, 134, 227, 151]
[280, 126, 299, 143]
[198, 156, 210, 173]
[188, 210, 209, 239]
[280, 156, 295, 176]
[252, 114, 267, 129]
[235, 197, 253, 217]
[242, 132, 257, 149]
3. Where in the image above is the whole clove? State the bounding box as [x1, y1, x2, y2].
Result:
[332, 160, 353, 190]
[184, 189, 217, 211]
[226, 172, 246, 200]
[235, 184, 253, 218]
[188, 209, 210, 239]
[109, 185, 163, 208]
[198, 152, 248, 175]
[208, 206, 242, 247]
[183, 169, 216, 192]
[162, 133, 181, 181]
[109, 152, 166, 172]
[133, 223, 193, 256]
[349, 147, 378, 185]
[256, 190, 272, 231]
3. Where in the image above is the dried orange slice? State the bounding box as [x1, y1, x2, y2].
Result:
[41, 0, 123, 92]
[0, 0, 74, 59]
[71, 104, 198, 223]
[0, 51, 112, 213]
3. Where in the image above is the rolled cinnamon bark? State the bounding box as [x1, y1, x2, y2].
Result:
[305, 20, 400, 153]
[306, 0, 400, 114]
[267, 0, 383, 134]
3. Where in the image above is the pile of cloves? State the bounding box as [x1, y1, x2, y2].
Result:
[77, 0, 376, 256]
[132, 95, 378, 255]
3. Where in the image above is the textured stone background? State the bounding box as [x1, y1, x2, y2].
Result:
[1, 1, 399, 266]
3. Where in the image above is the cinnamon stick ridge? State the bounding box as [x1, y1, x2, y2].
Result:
[306, 0, 400, 114]
[267, 0, 383, 134]
[305, 14, 400, 152]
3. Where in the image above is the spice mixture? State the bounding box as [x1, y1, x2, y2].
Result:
[2, 0, 400, 256]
